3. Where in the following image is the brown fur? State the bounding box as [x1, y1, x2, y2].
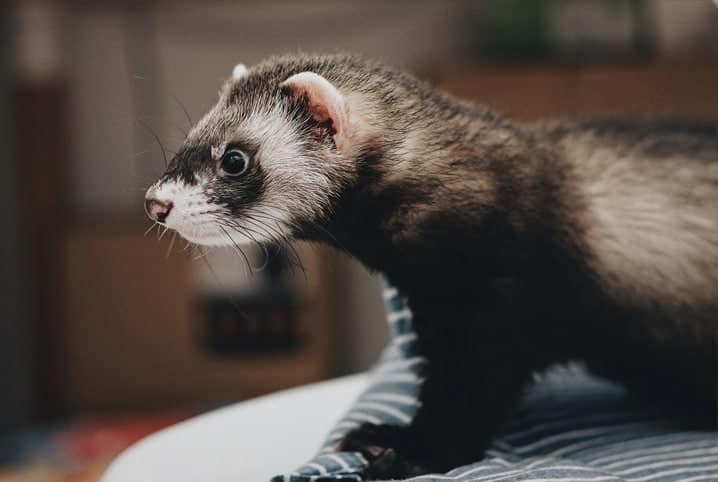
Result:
[147, 54, 718, 478]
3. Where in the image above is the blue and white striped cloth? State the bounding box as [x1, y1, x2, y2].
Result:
[272, 281, 718, 482]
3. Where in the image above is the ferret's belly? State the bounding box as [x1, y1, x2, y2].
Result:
[411, 276, 716, 405]
[404, 267, 716, 371]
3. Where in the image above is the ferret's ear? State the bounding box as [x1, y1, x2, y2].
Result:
[280, 71, 350, 151]
[231, 63, 248, 80]
[219, 63, 248, 98]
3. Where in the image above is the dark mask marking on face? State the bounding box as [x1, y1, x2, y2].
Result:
[164, 145, 211, 186]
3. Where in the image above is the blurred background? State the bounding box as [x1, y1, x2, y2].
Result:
[0, 0, 716, 480]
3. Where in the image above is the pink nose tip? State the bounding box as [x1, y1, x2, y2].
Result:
[145, 198, 173, 223]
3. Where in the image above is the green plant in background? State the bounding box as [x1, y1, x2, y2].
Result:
[477, 0, 653, 62]
[479, 0, 554, 60]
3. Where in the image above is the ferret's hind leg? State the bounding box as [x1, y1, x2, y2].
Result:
[586, 345, 717, 427]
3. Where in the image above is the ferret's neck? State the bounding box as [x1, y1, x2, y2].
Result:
[307, 110, 559, 283]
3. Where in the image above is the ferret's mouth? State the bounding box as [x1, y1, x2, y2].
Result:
[168, 221, 256, 248]
[175, 229, 230, 247]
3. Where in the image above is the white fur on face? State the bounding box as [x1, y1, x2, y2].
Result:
[145, 178, 257, 247]
[235, 103, 341, 227]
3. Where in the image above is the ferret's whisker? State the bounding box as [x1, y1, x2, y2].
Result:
[166, 231, 178, 258]
[173, 125, 189, 139]
[144, 222, 158, 237]
[242, 212, 306, 279]
[255, 242, 270, 272]
[215, 218, 271, 272]
[136, 118, 169, 168]
[229, 215, 296, 277]
[192, 246, 210, 261]
[285, 242, 307, 280]
[214, 216, 263, 247]
[244, 212, 294, 247]
[171, 93, 194, 128]
[215, 216, 260, 244]
[239, 213, 290, 248]
[196, 249, 251, 321]
[217, 224, 254, 276]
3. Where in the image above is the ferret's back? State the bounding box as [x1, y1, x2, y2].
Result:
[556, 120, 718, 342]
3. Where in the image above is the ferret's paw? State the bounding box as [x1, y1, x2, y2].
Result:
[338, 423, 429, 480]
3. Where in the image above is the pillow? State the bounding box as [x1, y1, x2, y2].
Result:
[271, 281, 718, 482]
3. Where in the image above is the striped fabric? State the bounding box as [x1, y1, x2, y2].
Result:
[271, 281, 718, 482]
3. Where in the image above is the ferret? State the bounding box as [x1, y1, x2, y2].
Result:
[145, 54, 718, 479]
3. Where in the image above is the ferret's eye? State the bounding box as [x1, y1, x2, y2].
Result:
[220, 149, 249, 177]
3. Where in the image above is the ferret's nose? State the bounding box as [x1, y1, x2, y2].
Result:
[145, 198, 173, 223]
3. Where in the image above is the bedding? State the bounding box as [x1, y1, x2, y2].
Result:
[272, 281, 717, 482]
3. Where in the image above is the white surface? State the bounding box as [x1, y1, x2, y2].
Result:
[101, 374, 369, 482]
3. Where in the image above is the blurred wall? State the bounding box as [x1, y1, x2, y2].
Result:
[0, 2, 32, 431]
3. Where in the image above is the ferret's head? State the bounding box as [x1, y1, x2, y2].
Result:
[144, 55, 377, 247]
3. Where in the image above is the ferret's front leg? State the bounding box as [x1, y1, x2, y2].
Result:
[340, 318, 531, 479]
